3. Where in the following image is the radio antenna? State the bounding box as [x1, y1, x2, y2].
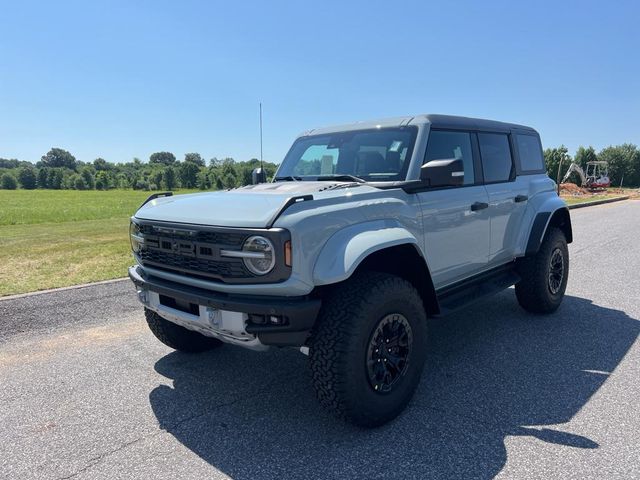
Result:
[259, 102, 264, 170]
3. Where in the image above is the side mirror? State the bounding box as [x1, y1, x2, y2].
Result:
[420, 158, 464, 187]
[251, 167, 267, 185]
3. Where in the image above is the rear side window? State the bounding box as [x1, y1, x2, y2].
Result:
[516, 134, 544, 172]
[478, 133, 513, 183]
[424, 130, 475, 185]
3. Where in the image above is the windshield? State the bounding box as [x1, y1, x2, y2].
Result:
[276, 127, 418, 182]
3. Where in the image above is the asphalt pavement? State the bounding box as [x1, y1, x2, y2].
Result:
[1, 200, 639, 480]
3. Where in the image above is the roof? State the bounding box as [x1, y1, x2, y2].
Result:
[300, 114, 538, 136]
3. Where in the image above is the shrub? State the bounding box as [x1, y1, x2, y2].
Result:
[80, 168, 95, 189]
[74, 175, 88, 190]
[17, 167, 38, 189]
[162, 167, 176, 190]
[134, 179, 150, 190]
[95, 171, 111, 190]
[1, 173, 18, 189]
[197, 170, 210, 190]
[37, 168, 49, 188]
[47, 169, 64, 189]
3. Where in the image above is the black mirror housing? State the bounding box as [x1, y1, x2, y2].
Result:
[420, 158, 464, 187]
[252, 167, 267, 185]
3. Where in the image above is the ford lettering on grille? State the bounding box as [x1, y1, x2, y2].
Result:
[146, 236, 220, 260]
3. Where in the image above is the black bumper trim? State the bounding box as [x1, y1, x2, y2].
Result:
[128, 266, 321, 344]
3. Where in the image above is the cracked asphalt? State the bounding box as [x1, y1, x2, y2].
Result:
[1, 200, 639, 480]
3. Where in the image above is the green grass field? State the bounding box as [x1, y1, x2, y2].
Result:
[0, 190, 171, 225]
[561, 194, 626, 205]
[0, 189, 197, 296]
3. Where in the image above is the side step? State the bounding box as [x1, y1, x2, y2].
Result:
[435, 265, 521, 317]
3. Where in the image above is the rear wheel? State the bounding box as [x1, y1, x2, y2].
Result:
[309, 272, 428, 427]
[145, 308, 224, 352]
[516, 227, 569, 314]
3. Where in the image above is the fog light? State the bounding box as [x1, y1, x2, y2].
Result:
[269, 315, 285, 325]
[206, 307, 221, 327]
[137, 289, 149, 305]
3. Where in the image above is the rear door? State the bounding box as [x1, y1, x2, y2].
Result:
[417, 129, 491, 289]
[478, 132, 529, 266]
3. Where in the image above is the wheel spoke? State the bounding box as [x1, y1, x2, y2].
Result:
[366, 313, 413, 393]
[386, 334, 400, 347]
[385, 353, 404, 372]
[547, 248, 565, 294]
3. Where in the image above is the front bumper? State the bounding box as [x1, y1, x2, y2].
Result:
[128, 265, 321, 348]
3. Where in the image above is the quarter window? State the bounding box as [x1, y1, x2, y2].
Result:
[516, 134, 544, 172]
[424, 130, 474, 185]
[478, 133, 513, 183]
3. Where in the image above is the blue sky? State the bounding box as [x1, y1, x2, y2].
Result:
[1, 0, 638, 164]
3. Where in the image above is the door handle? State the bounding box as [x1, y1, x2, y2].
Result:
[471, 202, 489, 211]
[515, 195, 528, 203]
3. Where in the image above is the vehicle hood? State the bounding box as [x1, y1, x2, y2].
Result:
[134, 182, 377, 228]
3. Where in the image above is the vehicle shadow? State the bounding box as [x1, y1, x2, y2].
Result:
[149, 292, 639, 479]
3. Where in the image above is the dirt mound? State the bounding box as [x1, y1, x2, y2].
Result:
[560, 183, 590, 195]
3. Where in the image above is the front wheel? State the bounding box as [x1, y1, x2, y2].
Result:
[309, 272, 428, 427]
[516, 227, 569, 314]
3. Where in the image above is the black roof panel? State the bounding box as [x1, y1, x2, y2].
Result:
[422, 114, 538, 133]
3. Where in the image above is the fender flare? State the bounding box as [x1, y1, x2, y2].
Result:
[525, 205, 572, 256]
[312, 220, 421, 286]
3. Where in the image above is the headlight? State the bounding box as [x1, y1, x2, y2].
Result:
[129, 221, 144, 253]
[241, 235, 276, 275]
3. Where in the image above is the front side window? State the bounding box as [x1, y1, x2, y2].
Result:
[277, 127, 418, 182]
[478, 133, 513, 183]
[515, 134, 544, 172]
[424, 130, 475, 185]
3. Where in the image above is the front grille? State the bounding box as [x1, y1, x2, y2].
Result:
[139, 249, 247, 278]
[138, 224, 246, 247]
[133, 220, 291, 284]
[136, 222, 250, 281]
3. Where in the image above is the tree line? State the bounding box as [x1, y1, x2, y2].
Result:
[544, 144, 639, 187]
[1, 143, 639, 190]
[0, 148, 278, 190]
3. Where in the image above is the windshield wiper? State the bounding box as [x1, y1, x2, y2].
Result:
[274, 175, 302, 182]
[316, 174, 366, 183]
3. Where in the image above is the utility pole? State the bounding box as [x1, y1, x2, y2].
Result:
[556, 154, 564, 196]
[251, 103, 267, 185]
[259, 102, 264, 171]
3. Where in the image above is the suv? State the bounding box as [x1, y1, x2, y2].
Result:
[129, 114, 572, 427]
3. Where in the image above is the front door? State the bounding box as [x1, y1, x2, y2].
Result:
[417, 130, 491, 289]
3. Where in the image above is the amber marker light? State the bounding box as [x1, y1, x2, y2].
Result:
[284, 241, 292, 267]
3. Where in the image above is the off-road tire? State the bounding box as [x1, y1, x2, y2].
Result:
[309, 272, 428, 428]
[516, 227, 569, 314]
[145, 308, 224, 353]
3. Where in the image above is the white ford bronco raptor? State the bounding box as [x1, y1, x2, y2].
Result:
[129, 114, 572, 427]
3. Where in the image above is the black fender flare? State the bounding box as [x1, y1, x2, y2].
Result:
[525, 208, 572, 256]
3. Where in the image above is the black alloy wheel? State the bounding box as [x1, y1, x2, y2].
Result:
[366, 313, 413, 393]
[548, 247, 565, 295]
